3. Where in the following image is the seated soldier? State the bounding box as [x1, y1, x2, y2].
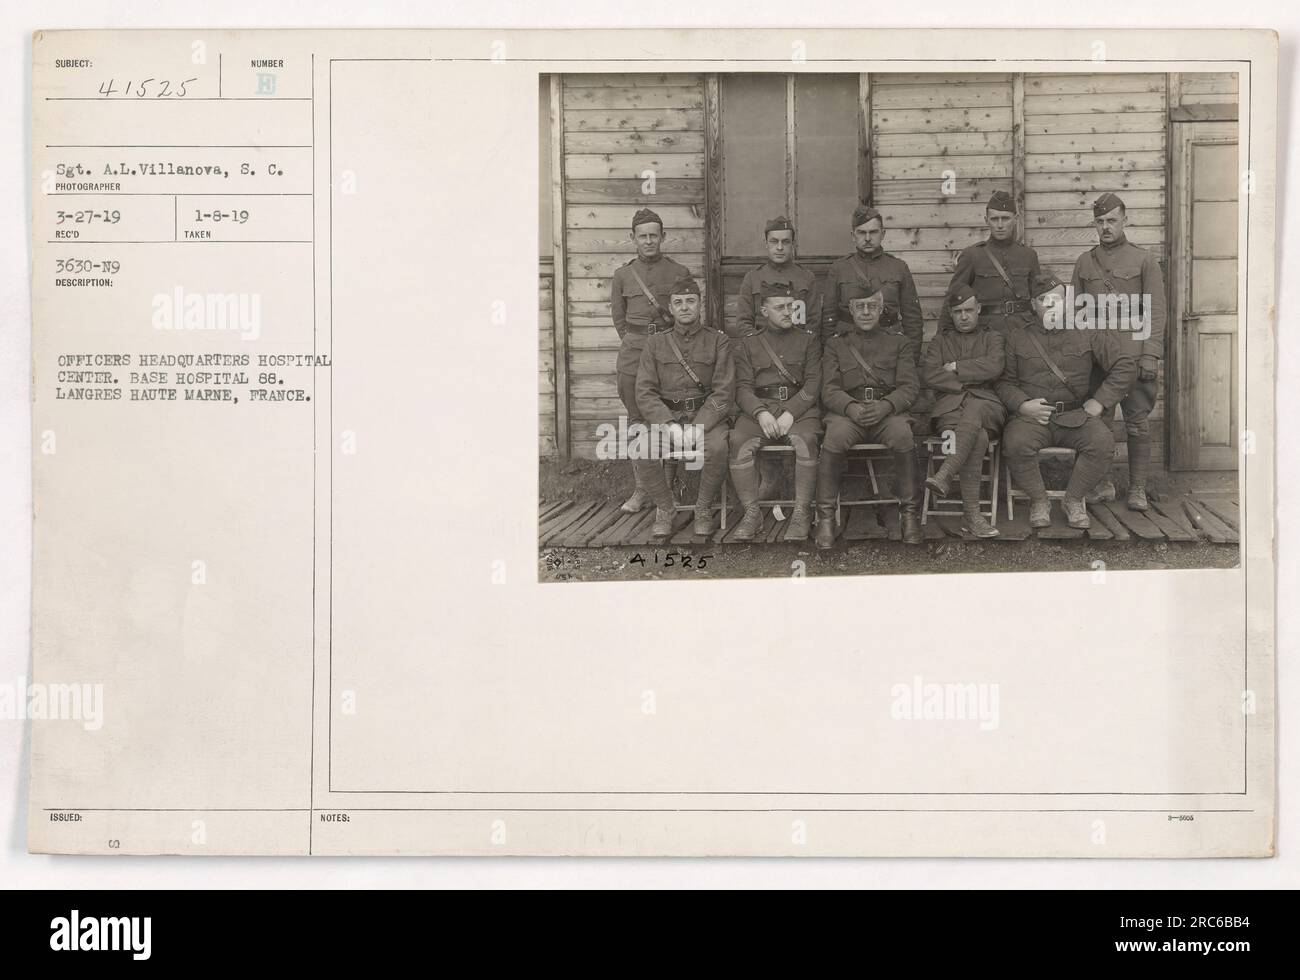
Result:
[728, 282, 822, 542]
[816, 289, 922, 548]
[996, 274, 1137, 529]
[922, 283, 1007, 538]
[634, 275, 734, 541]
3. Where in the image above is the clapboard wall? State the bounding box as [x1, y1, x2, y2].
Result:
[543, 71, 1238, 464]
[539, 265, 557, 458]
[870, 72, 1017, 344]
[559, 73, 708, 459]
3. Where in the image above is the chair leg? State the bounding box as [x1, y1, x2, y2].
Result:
[990, 445, 1000, 526]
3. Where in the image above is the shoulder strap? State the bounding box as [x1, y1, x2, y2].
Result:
[846, 343, 887, 387]
[754, 331, 798, 385]
[1021, 328, 1082, 399]
[663, 331, 705, 391]
[982, 246, 1023, 300]
[627, 265, 672, 323]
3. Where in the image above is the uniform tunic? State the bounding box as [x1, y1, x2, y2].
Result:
[937, 238, 1042, 335]
[922, 326, 1007, 433]
[1071, 236, 1166, 431]
[635, 320, 734, 476]
[996, 316, 1138, 489]
[730, 323, 822, 464]
[820, 248, 924, 356]
[610, 253, 691, 422]
[821, 329, 919, 453]
[735, 260, 822, 339]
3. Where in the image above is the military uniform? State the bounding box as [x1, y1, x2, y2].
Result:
[611, 252, 691, 419]
[937, 239, 1041, 335]
[815, 300, 923, 546]
[728, 283, 822, 541]
[1071, 193, 1167, 508]
[937, 190, 1042, 336]
[922, 283, 1007, 536]
[821, 248, 924, 354]
[997, 274, 1138, 525]
[735, 260, 822, 338]
[610, 207, 692, 514]
[634, 275, 734, 538]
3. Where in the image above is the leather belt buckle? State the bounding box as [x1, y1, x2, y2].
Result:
[1053, 401, 1066, 414]
[1003, 300, 1017, 314]
[862, 387, 876, 401]
[776, 385, 789, 400]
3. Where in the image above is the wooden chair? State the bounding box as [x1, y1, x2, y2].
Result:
[921, 436, 1000, 526]
[835, 443, 899, 525]
[1004, 446, 1075, 519]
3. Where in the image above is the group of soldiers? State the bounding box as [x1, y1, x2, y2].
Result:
[609, 191, 1165, 549]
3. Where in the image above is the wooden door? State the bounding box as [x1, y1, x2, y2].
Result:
[1169, 121, 1239, 470]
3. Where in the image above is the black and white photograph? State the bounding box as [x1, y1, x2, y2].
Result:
[537, 70, 1244, 580]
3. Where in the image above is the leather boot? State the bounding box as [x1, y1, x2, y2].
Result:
[1063, 495, 1090, 529]
[1085, 477, 1117, 504]
[925, 422, 976, 498]
[729, 463, 764, 542]
[815, 450, 844, 550]
[784, 459, 818, 541]
[1126, 433, 1151, 511]
[894, 450, 923, 545]
[693, 455, 724, 537]
[621, 462, 651, 513]
[1028, 498, 1051, 528]
[636, 459, 676, 541]
[958, 432, 998, 537]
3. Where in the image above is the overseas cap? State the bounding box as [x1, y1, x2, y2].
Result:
[765, 215, 795, 235]
[1092, 192, 1126, 217]
[851, 204, 883, 229]
[668, 274, 700, 297]
[759, 281, 796, 300]
[1033, 272, 1066, 298]
[947, 283, 979, 306]
[986, 190, 1017, 214]
[631, 207, 664, 231]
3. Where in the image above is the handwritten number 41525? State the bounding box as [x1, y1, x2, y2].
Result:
[98, 78, 198, 99]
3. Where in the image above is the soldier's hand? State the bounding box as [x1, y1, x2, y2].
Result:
[663, 422, 686, 454]
[776, 411, 795, 436]
[860, 400, 889, 426]
[1083, 398, 1104, 418]
[757, 411, 782, 439]
[846, 402, 868, 425]
[1019, 398, 1054, 425]
[944, 361, 958, 373]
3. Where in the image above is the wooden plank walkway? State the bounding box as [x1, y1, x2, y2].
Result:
[539, 492, 1242, 549]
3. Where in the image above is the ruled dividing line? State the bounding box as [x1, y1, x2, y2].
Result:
[49, 193, 314, 197]
[46, 144, 313, 149]
[46, 240, 313, 245]
[44, 97, 313, 101]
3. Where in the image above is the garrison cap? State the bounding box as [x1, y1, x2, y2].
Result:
[986, 189, 1017, 214]
[946, 283, 979, 307]
[1033, 272, 1066, 298]
[631, 207, 664, 231]
[851, 204, 883, 229]
[668, 274, 700, 297]
[764, 215, 795, 235]
[759, 281, 796, 300]
[847, 286, 885, 305]
[1092, 192, 1126, 218]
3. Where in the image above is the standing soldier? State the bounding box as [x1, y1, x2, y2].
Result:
[735, 216, 824, 503]
[611, 208, 691, 515]
[815, 288, 923, 549]
[728, 282, 822, 543]
[1072, 192, 1167, 511]
[821, 205, 924, 359]
[635, 275, 734, 541]
[997, 274, 1138, 530]
[937, 190, 1041, 336]
[922, 284, 1006, 538]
